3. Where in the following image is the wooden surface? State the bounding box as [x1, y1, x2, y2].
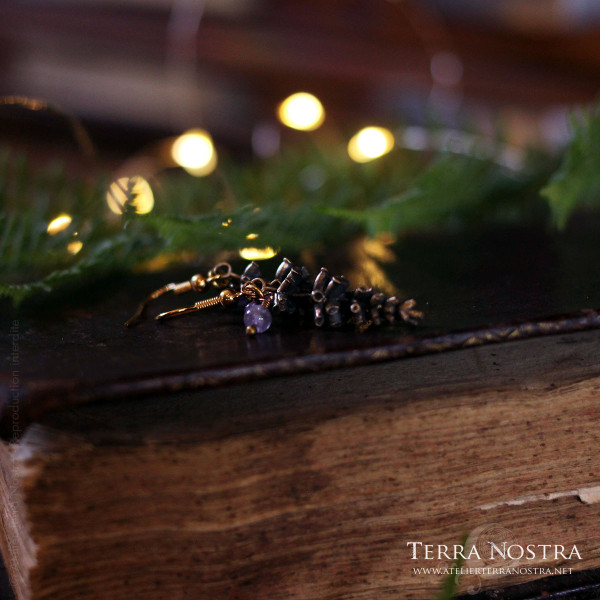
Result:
[2, 329, 600, 598]
[3, 223, 600, 439]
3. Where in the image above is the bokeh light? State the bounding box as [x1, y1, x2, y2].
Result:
[106, 176, 154, 214]
[239, 246, 278, 260]
[347, 127, 395, 163]
[171, 128, 217, 177]
[46, 214, 72, 235]
[67, 240, 83, 255]
[277, 92, 325, 131]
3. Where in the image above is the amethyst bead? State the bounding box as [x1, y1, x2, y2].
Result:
[243, 303, 272, 333]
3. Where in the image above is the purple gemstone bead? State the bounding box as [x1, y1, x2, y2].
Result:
[243, 303, 272, 333]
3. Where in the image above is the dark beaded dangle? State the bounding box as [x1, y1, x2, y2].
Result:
[244, 258, 423, 330]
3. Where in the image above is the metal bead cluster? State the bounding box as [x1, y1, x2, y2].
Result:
[239, 258, 423, 331]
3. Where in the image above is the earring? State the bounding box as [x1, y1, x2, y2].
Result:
[124, 262, 235, 327]
[125, 258, 423, 335]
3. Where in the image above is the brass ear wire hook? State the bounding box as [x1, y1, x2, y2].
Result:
[125, 262, 239, 327]
[124, 274, 206, 327]
[155, 288, 240, 322]
[154, 278, 269, 332]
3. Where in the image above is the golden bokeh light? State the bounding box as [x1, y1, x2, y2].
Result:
[348, 127, 395, 163]
[277, 92, 325, 131]
[362, 236, 396, 263]
[245, 232, 259, 240]
[171, 129, 217, 177]
[106, 176, 154, 215]
[239, 246, 278, 261]
[46, 214, 73, 235]
[67, 240, 83, 255]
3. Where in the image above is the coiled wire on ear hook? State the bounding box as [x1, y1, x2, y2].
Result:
[124, 262, 238, 327]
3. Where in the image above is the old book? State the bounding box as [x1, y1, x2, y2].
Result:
[3, 330, 600, 599]
[2, 226, 600, 599]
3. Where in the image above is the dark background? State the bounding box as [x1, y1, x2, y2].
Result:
[3, 0, 600, 161]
